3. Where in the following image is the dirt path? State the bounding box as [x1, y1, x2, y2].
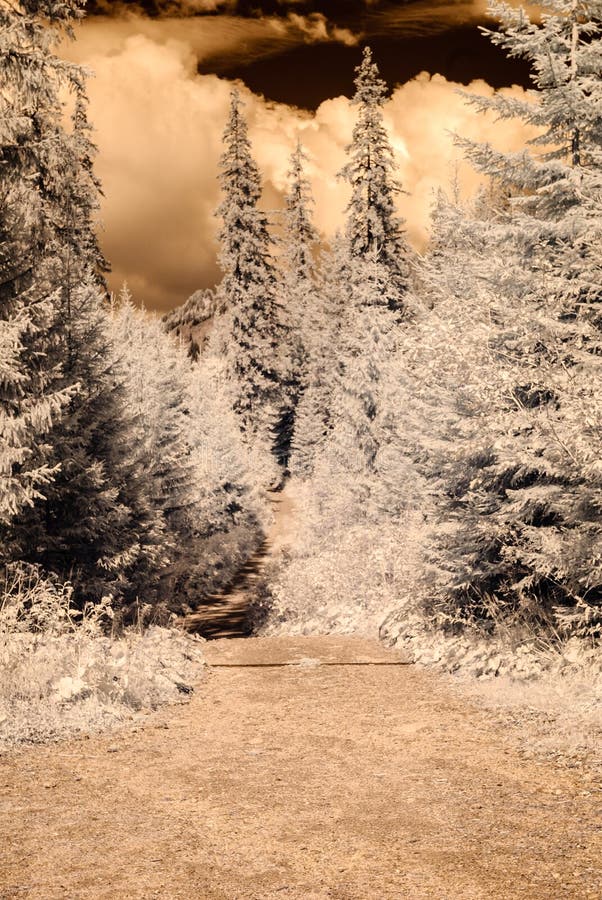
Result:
[183, 488, 296, 639]
[1, 635, 600, 900]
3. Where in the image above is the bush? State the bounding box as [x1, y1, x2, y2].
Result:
[0, 564, 205, 747]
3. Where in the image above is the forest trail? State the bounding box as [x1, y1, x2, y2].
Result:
[182, 488, 296, 639]
[1, 634, 600, 900]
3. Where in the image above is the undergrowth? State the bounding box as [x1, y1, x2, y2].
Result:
[0, 564, 205, 748]
[380, 606, 602, 767]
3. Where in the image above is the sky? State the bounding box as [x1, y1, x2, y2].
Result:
[62, 0, 539, 311]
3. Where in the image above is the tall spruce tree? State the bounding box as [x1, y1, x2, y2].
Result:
[283, 143, 318, 285]
[215, 89, 292, 468]
[0, 1, 167, 606]
[281, 141, 323, 475]
[418, 0, 602, 641]
[282, 140, 319, 350]
[15, 279, 167, 604]
[340, 46, 410, 310]
[0, 313, 72, 531]
[324, 251, 402, 518]
[290, 232, 348, 477]
[0, 0, 83, 536]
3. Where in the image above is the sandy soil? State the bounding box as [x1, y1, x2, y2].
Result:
[1, 634, 600, 900]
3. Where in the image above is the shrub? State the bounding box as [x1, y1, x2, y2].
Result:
[0, 564, 205, 747]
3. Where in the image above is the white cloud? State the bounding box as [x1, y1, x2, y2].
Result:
[66, 29, 538, 310]
[282, 13, 359, 47]
[67, 10, 360, 69]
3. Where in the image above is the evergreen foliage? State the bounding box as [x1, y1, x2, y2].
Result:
[0, 0, 82, 534]
[340, 46, 411, 309]
[289, 232, 349, 478]
[13, 281, 166, 605]
[215, 90, 293, 467]
[0, 1, 168, 606]
[407, 1, 602, 642]
[281, 141, 325, 477]
[1, 3, 600, 666]
[112, 297, 268, 614]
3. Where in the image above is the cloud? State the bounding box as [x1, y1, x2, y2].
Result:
[66, 10, 360, 70]
[276, 13, 358, 47]
[85, 0, 540, 29]
[87, 1, 235, 15]
[353, 0, 542, 40]
[66, 29, 537, 311]
[86, 1, 374, 17]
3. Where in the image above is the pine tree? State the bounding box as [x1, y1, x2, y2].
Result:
[11, 279, 167, 605]
[0, 2, 168, 606]
[112, 296, 207, 545]
[289, 232, 348, 477]
[282, 141, 319, 325]
[215, 90, 292, 467]
[0, 0, 85, 540]
[325, 252, 401, 518]
[282, 140, 319, 366]
[418, 0, 602, 641]
[0, 312, 71, 531]
[113, 295, 274, 613]
[340, 46, 411, 309]
[58, 81, 109, 299]
[281, 141, 322, 475]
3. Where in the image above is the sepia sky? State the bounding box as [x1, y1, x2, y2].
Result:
[64, 0, 539, 310]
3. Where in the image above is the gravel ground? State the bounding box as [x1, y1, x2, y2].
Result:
[0, 635, 600, 899]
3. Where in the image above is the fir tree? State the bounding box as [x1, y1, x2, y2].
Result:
[113, 296, 207, 546]
[0, 0, 84, 540]
[281, 141, 321, 473]
[0, 312, 71, 531]
[340, 46, 411, 309]
[417, 0, 602, 641]
[290, 232, 348, 477]
[0, 1, 166, 606]
[325, 252, 401, 518]
[282, 141, 319, 318]
[12, 280, 167, 605]
[215, 90, 292, 467]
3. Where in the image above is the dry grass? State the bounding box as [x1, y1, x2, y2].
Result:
[381, 610, 602, 769]
[462, 665, 602, 768]
[0, 564, 205, 748]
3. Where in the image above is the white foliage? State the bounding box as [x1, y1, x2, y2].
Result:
[0, 563, 205, 747]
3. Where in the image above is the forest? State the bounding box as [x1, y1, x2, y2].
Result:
[1, 0, 601, 743]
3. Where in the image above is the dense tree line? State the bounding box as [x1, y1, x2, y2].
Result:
[210, 5, 602, 647]
[0, 0, 265, 619]
[1, 0, 600, 652]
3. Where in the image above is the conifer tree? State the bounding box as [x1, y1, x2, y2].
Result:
[0, 1, 167, 606]
[0, 0, 84, 541]
[112, 296, 207, 546]
[282, 140, 319, 362]
[324, 252, 402, 516]
[340, 46, 411, 309]
[281, 141, 322, 474]
[215, 90, 292, 467]
[12, 279, 167, 605]
[418, 0, 602, 640]
[0, 314, 71, 532]
[282, 141, 319, 321]
[289, 232, 348, 477]
[114, 301, 270, 610]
